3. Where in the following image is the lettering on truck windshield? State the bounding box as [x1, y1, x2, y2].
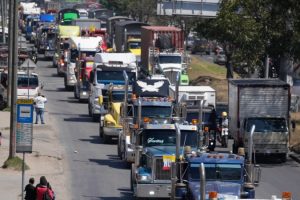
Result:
[96, 71, 135, 84]
[142, 130, 198, 147]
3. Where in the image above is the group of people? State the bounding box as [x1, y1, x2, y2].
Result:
[24, 176, 55, 200]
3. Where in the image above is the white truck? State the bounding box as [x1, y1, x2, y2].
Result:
[88, 53, 137, 122]
[229, 79, 290, 162]
[155, 52, 187, 85]
[65, 36, 104, 90]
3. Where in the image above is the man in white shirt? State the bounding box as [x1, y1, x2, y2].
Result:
[34, 92, 47, 124]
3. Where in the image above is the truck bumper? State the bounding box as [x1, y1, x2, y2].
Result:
[103, 127, 122, 137]
[135, 183, 171, 198]
[246, 145, 289, 154]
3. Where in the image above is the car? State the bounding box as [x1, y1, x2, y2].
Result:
[214, 50, 226, 65]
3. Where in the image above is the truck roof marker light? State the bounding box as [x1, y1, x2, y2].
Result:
[143, 117, 150, 123]
[282, 191, 292, 199]
[209, 191, 218, 199]
[131, 94, 136, 100]
[204, 126, 209, 132]
[192, 119, 198, 125]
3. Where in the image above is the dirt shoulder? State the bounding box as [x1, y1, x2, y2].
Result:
[0, 111, 70, 200]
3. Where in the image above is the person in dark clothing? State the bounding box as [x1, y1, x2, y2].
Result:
[24, 177, 36, 200]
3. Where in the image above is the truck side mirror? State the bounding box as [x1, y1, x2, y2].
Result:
[98, 95, 103, 105]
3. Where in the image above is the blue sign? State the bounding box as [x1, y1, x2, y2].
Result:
[17, 104, 34, 123]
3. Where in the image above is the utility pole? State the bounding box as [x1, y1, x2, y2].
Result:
[8, 0, 18, 159]
[7, 0, 13, 108]
[1, 0, 6, 44]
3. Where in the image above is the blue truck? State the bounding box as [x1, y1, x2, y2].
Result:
[25, 15, 40, 43]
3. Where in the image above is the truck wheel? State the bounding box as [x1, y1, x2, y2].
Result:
[99, 125, 103, 138]
[88, 104, 92, 117]
[103, 134, 110, 144]
[232, 141, 238, 154]
[74, 87, 78, 99]
[279, 153, 287, 163]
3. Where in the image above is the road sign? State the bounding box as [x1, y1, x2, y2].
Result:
[16, 99, 34, 153]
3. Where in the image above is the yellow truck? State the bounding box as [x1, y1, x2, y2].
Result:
[99, 85, 129, 143]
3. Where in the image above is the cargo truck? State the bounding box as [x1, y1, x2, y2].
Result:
[114, 21, 149, 60]
[107, 16, 132, 47]
[140, 26, 186, 85]
[228, 79, 290, 162]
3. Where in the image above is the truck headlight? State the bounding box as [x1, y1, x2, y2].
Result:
[137, 174, 151, 182]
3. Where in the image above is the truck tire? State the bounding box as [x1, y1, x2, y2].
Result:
[103, 134, 110, 144]
[279, 153, 287, 163]
[99, 125, 103, 138]
[88, 104, 92, 117]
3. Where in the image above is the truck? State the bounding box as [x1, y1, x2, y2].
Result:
[17, 71, 42, 99]
[140, 26, 184, 80]
[65, 36, 104, 90]
[25, 15, 40, 42]
[171, 125, 261, 199]
[228, 79, 290, 162]
[118, 77, 174, 164]
[170, 85, 217, 150]
[57, 8, 80, 25]
[131, 123, 200, 199]
[36, 25, 57, 58]
[88, 53, 138, 122]
[99, 85, 131, 143]
[74, 57, 94, 101]
[45, 1, 60, 14]
[107, 16, 132, 48]
[54, 25, 80, 76]
[114, 21, 149, 61]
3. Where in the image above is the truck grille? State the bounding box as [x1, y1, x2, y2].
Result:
[154, 158, 171, 180]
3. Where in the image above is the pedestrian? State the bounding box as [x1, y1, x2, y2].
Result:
[33, 92, 47, 124]
[35, 176, 55, 200]
[24, 177, 36, 200]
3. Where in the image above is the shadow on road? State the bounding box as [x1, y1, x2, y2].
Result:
[64, 115, 93, 123]
[79, 136, 101, 144]
[89, 158, 128, 170]
[81, 188, 132, 200]
[43, 88, 68, 92]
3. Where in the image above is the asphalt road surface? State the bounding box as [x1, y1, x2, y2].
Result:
[36, 55, 300, 199]
[36, 57, 132, 200]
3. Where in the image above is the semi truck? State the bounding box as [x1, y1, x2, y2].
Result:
[65, 36, 103, 90]
[107, 16, 132, 48]
[118, 76, 174, 163]
[54, 25, 80, 76]
[88, 53, 137, 122]
[228, 79, 290, 162]
[114, 21, 149, 60]
[140, 26, 187, 85]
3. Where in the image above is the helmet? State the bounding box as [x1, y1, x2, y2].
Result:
[222, 112, 227, 117]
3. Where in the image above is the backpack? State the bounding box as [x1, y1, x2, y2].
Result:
[42, 189, 53, 200]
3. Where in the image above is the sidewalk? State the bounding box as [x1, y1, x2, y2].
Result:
[0, 110, 70, 200]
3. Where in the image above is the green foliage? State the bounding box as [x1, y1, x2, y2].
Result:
[2, 156, 29, 171]
[194, 0, 300, 77]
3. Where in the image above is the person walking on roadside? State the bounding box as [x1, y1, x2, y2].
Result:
[35, 176, 55, 200]
[34, 92, 47, 124]
[24, 177, 36, 200]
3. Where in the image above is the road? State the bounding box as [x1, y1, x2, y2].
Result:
[35, 57, 300, 199]
[36, 57, 132, 200]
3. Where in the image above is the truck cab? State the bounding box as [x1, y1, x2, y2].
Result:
[131, 123, 199, 199]
[74, 57, 94, 101]
[118, 78, 174, 163]
[100, 85, 132, 143]
[184, 152, 260, 199]
[88, 53, 137, 122]
[65, 36, 104, 90]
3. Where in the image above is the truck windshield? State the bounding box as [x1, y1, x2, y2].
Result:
[190, 163, 242, 181]
[142, 130, 198, 147]
[158, 55, 181, 64]
[96, 71, 135, 84]
[18, 76, 39, 88]
[246, 118, 287, 132]
[128, 42, 141, 49]
[135, 106, 172, 118]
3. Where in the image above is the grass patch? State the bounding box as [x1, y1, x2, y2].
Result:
[2, 107, 10, 112]
[2, 156, 29, 171]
